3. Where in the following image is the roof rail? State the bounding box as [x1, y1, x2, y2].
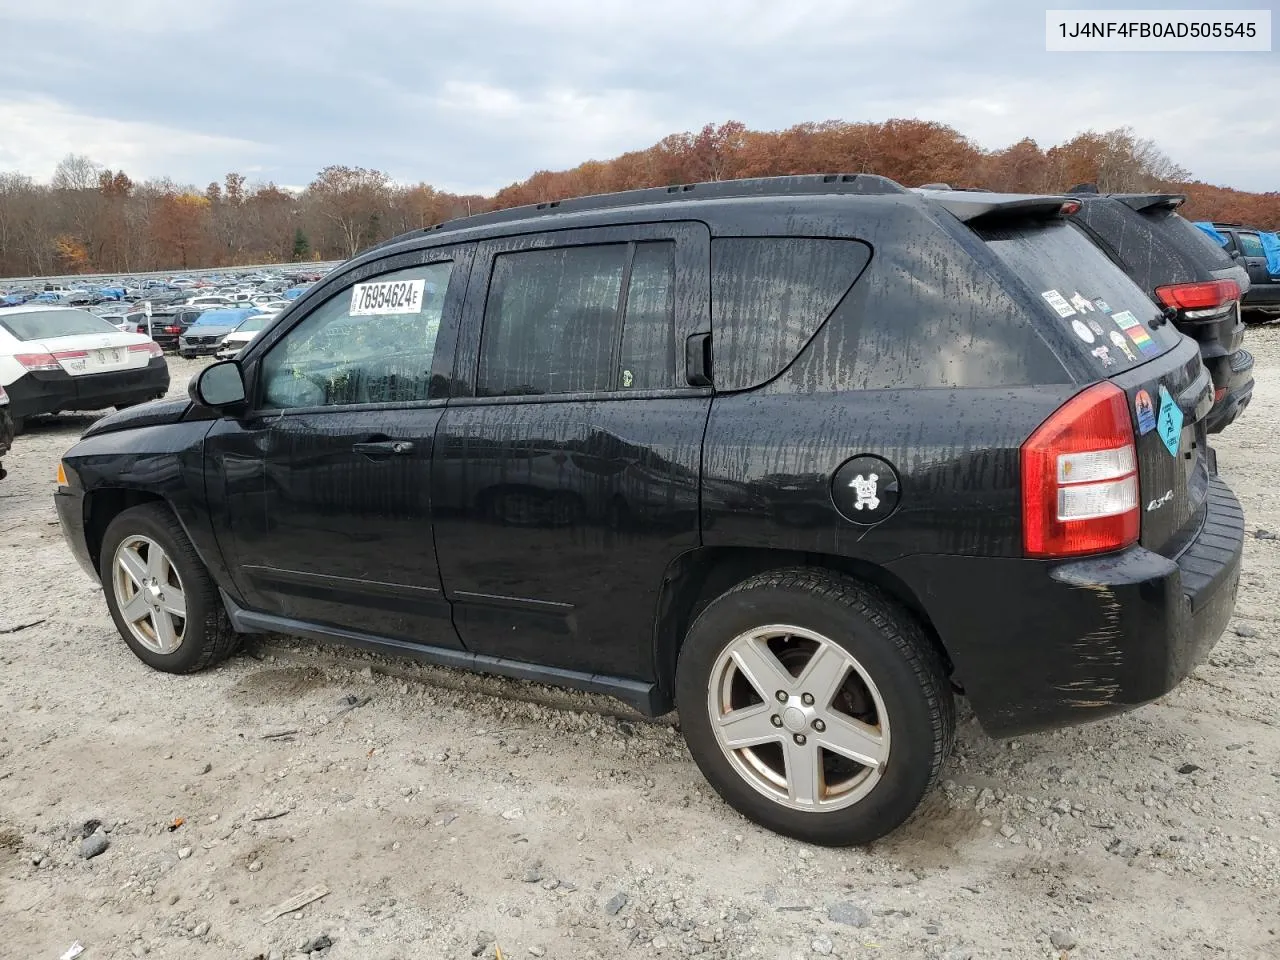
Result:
[369, 174, 909, 251]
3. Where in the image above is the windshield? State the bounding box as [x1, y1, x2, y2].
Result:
[236, 315, 270, 333]
[0, 309, 122, 341]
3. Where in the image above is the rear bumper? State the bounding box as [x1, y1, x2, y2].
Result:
[889, 476, 1244, 737]
[1204, 348, 1254, 434]
[4, 358, 170, 420]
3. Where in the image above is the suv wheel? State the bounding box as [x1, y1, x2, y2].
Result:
[676, 568, 954, 845]
[100, 503, 240, 673]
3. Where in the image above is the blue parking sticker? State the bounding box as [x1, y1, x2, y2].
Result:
[1134, 389, 1156, 435]
[1156, 385, 1183, 457]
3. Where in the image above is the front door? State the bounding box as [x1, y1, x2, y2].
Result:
[432, 223, 712, 681]
[207, 246, 471, 645]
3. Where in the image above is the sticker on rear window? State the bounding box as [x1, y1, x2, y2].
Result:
[1135, 389, 1156, 435]
[1086, 317, 1104, 335]
[1041, 289, 1076, 317]
[1092, 298, 1111, 313]
[1069, 292, 1096, 313]
[1091, 345, 1115, 367]
[1071, 319, 1095, 343]
[1109, 330, 1137, 362]
[349, 279, 426, 316]
[1113, 310, 1158, 354]
[1157, 385, 1183, 457]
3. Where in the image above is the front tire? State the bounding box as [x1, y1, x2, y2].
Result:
[675, 568, 954, 845]
[99, 503, 240, 673]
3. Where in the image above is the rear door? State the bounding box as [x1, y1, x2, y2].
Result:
[433, 222, 711, 681]
[1236, 231, 1274, 288]
[978, 219, 1212, 557]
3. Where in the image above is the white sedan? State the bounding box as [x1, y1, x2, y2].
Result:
[214, 313, 276, 359]
[0, 305, 169, 428]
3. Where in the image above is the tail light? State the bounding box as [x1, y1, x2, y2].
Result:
[165, 325, 182, 334]
[15, 350, 87, 371]
[1154, 279, 1240, 319]
[129, 342, 163, 359]
[1022, 382, 1139, 558]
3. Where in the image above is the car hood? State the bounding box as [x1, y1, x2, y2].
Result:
[182, 325, 236, 337]
[81, 397, 191, 439]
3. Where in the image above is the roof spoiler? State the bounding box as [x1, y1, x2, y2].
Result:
[1112, 194, 1187, 211]
[913, 188, 1074, 223]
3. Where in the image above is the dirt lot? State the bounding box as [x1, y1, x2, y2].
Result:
[2, 341, 1278, 960]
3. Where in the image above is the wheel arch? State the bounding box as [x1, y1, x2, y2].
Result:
[651, 547, 954, 713]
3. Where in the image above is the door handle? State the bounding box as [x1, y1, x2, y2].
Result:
[352, 439, 415, 458]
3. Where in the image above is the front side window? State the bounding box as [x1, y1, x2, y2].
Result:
[1238, 232, 1265, 258]
[260, 260, 452, 409]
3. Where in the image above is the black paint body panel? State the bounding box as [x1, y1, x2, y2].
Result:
[53, 179, 1244, 736]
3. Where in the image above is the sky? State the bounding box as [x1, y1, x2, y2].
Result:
[0, 0, 1275, 195]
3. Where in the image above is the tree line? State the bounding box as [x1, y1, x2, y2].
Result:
[1, 120, 1275, 278]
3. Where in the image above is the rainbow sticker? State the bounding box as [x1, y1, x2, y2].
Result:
[1112, 310, 1158, 354]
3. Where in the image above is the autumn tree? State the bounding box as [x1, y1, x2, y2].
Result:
[151, 192, 211, 268]
[305, 165, 392, 257]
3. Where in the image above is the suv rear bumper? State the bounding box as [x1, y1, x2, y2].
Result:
[889, 476, 1244, 737]
[1204, 348, 1254, 434]
[4, 359, 170, 421]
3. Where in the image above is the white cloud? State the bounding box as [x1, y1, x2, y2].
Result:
[0, 97, 269, 183]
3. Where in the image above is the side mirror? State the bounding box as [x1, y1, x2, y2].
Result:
[190, 360, 246, 410]
[1230, 249, 1241, 260]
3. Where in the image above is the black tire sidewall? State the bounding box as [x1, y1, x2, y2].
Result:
[676, 578, 944, 846]
[99, 505, 220, 673]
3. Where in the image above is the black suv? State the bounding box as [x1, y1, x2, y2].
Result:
[149, 306, 206, 352]
[55, 175, 1243, 845]
[1210, 223, 1280, 322]
[1063, 189, 1254, 434]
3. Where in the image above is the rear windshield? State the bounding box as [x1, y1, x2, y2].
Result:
[1140, 208, 1236, 270]
[0, 309, 121, 341]
[979, 219, 1182, 374]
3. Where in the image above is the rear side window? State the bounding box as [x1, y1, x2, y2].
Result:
[982, 220, 1183, 373]
[712, 238, 870, 391]
[477, 241, 676, 397]
[0, 309, 119, 340]
[1238, 232, 1265, 258]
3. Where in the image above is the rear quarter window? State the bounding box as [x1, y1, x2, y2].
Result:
[711, 237, 870, 391]
[981, 219, 1182, 374]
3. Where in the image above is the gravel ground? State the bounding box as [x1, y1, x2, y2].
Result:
[1, 341, 1278, 960]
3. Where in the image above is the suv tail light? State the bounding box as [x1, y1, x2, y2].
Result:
[1022, 382, 1139, 559]
[1154, 279, 1240, 319]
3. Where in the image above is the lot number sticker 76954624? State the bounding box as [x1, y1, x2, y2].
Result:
[349, 278, 426, 316]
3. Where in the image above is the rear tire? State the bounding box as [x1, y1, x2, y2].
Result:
[99, 503, 240, 673]
[675, 568, 954, 845]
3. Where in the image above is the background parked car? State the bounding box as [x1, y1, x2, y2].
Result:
[1206, 223, 1280, 322]
[178, 307, 258, 357]
[214, 312, 276, 359]
[0, 382, 11, 479]
[1063, 186, 1253, 433]
[148, 306, 206, 352]
[0, 305, 169, 430]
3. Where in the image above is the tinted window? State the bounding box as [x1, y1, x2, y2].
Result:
[1239, 232, 1265, 258]
[0, 309, 120, 340]
[260, 260, 452, 409]
[712, 238, 870, 391]
[478, 244, 626, 396]
[619, 242, 676, 389]
[982, 220, 1182, 372]
[1137, 208, 1235, 271]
